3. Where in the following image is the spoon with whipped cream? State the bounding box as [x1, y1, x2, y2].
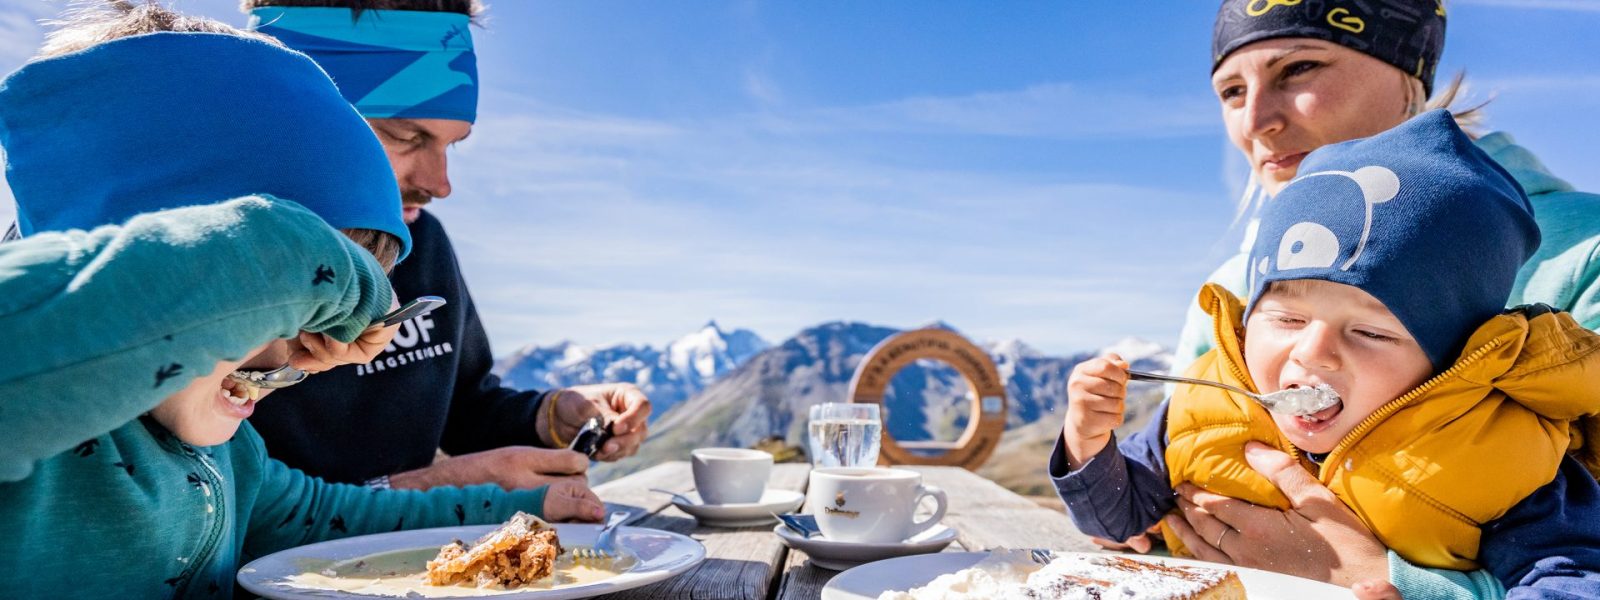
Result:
[1127, 370, 1340, 417]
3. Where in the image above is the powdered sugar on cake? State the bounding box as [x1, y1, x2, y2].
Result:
[879, 552, 1247, 600]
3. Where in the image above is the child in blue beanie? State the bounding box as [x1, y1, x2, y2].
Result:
[0, 5, 597, 598]
[1055, 110, 1600, 597]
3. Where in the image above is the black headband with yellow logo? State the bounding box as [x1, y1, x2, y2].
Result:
[1213, 0, 1446, 94]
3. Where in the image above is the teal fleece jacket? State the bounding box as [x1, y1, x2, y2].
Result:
[0, 197, 548, 598]
[1168, 133, 1600, 598]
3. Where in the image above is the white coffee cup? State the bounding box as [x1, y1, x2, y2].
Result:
[808, 467, 948, 544]
[691, 448, 773, 505]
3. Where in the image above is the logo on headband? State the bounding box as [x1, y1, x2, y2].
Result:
[441, 24, 468, 51]
[1326, 8, 1365, 34]
[1246, 0, 1302, 17]
[1252, 166, 1401, 287]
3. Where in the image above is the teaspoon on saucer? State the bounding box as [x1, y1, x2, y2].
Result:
[649, 488, 697, 506]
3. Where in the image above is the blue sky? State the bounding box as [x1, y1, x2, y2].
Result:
[2, 0, 1598, 355]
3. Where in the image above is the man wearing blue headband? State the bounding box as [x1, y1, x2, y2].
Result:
[245, 0, 650, 501]
[0, 3, 602, 595]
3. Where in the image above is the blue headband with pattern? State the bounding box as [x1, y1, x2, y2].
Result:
[250, 7, 477, 123]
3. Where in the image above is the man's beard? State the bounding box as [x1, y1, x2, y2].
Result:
[401, 190, 433, 223]
[402, 190, 434, 209]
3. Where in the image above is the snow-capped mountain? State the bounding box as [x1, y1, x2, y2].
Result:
[493, 321, 770, 421]
[666, 320, 768, 383]
[591, 322, 1172, 482]
[1101, 336, 1173, 372]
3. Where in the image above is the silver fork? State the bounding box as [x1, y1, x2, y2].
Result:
[1126, 370, 1339, 417]
[984, 547, 1054, 565]
[571, 510, 629, 560]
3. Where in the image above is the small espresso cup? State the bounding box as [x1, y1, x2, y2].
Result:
[808, 467, 948, 544]
[691, 448, 773, 505]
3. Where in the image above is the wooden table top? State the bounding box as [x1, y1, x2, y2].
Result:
[590, 461, 1100, 600]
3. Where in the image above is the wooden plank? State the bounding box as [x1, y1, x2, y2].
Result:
[773, 466, 846, 600]
[774, 548, 835, 600]
[774, 467, 974, 600]
[593, 461, 689, 520]
[774, 534, 973, 600]
[774, 466, 1102, 600]
[594, 463, 809, 600]
[910, 467, 1100, 553]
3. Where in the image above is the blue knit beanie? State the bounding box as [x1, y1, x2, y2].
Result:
[0, 32, 411, 260]
[1246, 110, 1539, 370]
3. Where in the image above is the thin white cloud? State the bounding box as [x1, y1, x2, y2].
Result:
[742, 67, 783, 106]
[1454, 0, 1600, 12]
[437, 88, 1233, 355]
[0, 3, 49, 71]
[0, 2, 53, 234]
[778, 82, 1220, 139]
[1475, 75, 1600, 94]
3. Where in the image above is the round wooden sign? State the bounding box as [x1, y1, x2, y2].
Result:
[847, 327, 1007, 469]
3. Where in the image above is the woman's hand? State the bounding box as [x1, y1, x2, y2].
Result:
[1164, 442, 1389, 587]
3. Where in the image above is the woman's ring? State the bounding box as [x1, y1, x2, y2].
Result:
[1215, 527, 1232, 548]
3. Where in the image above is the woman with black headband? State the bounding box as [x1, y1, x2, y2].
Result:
[1180, 0, 1600, 374]
[1104, 0, 1600, 597]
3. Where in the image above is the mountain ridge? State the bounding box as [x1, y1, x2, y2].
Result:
[533, 320, 1173, 484]
[494, 321, 771, 420]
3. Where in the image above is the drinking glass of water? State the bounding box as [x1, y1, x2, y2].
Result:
[807, 403, 883, 468]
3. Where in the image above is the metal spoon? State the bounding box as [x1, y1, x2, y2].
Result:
[1126, 370, 1340, 417]
[228, 296, 447, 392]
[649, 488, 697, 506]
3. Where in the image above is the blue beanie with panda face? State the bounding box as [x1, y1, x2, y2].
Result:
[1245, 109, 1539, 370]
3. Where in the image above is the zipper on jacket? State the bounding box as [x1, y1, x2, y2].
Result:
[1211, 293, 1302, 465]
[1319, 338, 1507, 482]
[171, 446, 228, 597]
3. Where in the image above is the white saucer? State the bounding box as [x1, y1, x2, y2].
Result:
[672, 489, 805, 527]
[774, 522, 958, 570]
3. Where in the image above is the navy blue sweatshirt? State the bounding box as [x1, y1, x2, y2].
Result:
[250, 210, 550, 484]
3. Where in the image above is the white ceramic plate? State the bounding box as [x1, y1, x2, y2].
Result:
[821, 551, 1353, 600]
[238, 523, 705, 600]
[672, 489, 805, 527]
[774, 523, 957, 571]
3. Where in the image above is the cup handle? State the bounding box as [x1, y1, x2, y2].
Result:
[906, 484, 948, 539]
